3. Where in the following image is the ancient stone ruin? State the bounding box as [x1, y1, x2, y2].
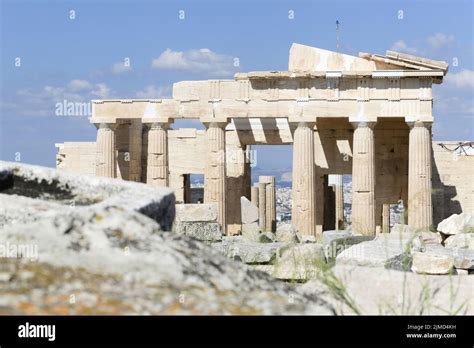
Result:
[56, 43, 471, 236]
[1, 44, 473, 315]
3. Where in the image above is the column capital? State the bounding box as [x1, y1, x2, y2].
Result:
[289, 121, 316, 133]
[406, 120, 432, 130]
[295, 121, 316, 128]
[147, 122, 170, 131]
[203, 121, 228, 129]
[142, 117, 172, 127]
[350, 121, 376, 129]
[95, 122, 117, 130]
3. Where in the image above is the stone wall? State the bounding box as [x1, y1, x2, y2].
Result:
[56, 142, 96, 176]
[432, 141, 474, 226]
[168, 129, 207, 203]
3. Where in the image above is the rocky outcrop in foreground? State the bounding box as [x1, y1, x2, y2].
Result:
[1, 162, 472, 315]
[0, 162, 334, 315]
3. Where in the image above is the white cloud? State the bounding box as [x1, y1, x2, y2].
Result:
[111, 61, 132, 74]
[151, 48, 237, 76]
[67, 79, 93, 91]
[445, 69, 474, 89]
[427, 33, 454, 49]
[390, 40, 419, 54]
[135, 85, 171, 99]
[8, 80, 113, 117]
[90, 83, 111, 99]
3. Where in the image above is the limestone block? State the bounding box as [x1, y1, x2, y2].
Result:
[175, 204, 218, 222]
[259, 243, 326, 281]
[173, 222, 222, 242]
[241, 196, 258, 224]
[241, 222, 260, 242]
[212, 237, 286, 264]
[0, 161, 175, 231]
[336, 234, 415, 269]
[278, 243, 326, 264]
[322, 230, 374, 261]
[437, 213, 474, 236]
[322, 230, 352, 246]
[453, 249, 474, 270]
[445, 233, 474, 250]
[288, 43, 376, 71]
[303, 265, 474, 315]
[276, 224, 299, 243]
[412, 252, 454, 275]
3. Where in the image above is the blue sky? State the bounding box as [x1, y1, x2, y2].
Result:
[1, 0, 473, 170]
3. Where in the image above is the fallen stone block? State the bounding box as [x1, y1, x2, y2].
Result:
[175, 204, 217, 222]
[444, 233, 474, 250]
[452, 249, 474, 270]
[0, 201, 332, 315]
[411, 252, 454, 275]
[241, 196, 259, 224]
[174, 222, 222, 242]
[276, 224, 299, 243]
[323, 230, 374, 261]
[212, 237, 286, 264]
[257, 244, 326, 281]
[0, 161, 175, 231]
[241, 221, 260, 242]
[336, 233, 416, 269]
[437, 213, 474, 236]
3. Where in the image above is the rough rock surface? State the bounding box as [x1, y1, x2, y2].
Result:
[322, 230, 374, 261]
[173, 222, 222, 242]
[412, 251, 455, 275]
[437, 213, 474, 236]
[0, 207, 334, 315]
[0, 161, 175, 231]
[335, 231, 417, 269]
[255, 244, 326, 281]
[276, 224, 299, 243]
[411, 244, 474, 273]
[211, 237, 286, 264]
[241, 222, 260, 242]
[302, 265, 474, 315]
[445, 233, 474, 250]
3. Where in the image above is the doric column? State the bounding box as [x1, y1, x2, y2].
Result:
[258, 182, 266, 232]
[128, 120, 142, 182]
[292, 122, 316, 236]
[95, 123, 117, 178]
[334, 174, 344, 230]
[146, 122, 169, 187]
[260, 176, 276, 232]
[382, 203, 390, 233]
[251, 186, 259, 207]
[351, 121, 376, 235]
[204, 122, 227, 234]
[407, 121, 432, 231]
